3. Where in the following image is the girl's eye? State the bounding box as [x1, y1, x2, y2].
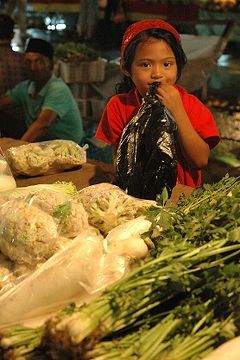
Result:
[164, 62, 172, 68]
[140, 62, 151, 68]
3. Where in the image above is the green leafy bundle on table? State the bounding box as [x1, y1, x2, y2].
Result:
[54, 42, 99, 62]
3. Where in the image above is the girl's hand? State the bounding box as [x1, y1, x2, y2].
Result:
[155, 83, 210, 169]
[155, 83, 183, 116]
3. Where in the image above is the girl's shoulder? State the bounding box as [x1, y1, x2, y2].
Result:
[175, 84, 210, 113]
[106, 89, 141, 119]
[108, 88, 140, 106]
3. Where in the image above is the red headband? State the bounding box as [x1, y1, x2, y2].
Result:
[121, 19, 181, 59]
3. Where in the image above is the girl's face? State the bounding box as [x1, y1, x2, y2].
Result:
[125, 37, 178, 97]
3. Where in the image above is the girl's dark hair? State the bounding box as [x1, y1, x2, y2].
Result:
[116, 28, 187, 94]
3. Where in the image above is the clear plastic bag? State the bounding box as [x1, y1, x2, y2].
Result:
[0, 147, 16, 192]
[0, 198, 59, 266]
[0, 230, 129, 327]
[78, 182, 155, 235]
[5, 140, 88, 176]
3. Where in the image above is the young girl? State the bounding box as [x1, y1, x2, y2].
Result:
[95, 19, 220, 199]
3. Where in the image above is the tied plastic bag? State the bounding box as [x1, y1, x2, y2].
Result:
[116, 82, 178, 200]
[0, 147, 16, 192]
[5, 140, 88, 177]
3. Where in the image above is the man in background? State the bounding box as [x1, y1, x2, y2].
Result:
[0, 38, 84, 144]
[0, 14, 26, 138]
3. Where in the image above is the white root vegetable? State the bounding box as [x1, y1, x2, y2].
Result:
[103, 216, 151, 259]
[202, 337, 240, 360]
[0, 231, 104, 328]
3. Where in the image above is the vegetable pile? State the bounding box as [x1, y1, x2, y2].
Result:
[0, 176, 239, 359]
[54, 42, 99, 62]
[0, 182, 153, 328]
[0, 183, 80, 292]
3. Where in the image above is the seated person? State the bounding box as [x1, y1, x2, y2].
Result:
[0, 37, 84, 144]
[0, 13, 26, 138]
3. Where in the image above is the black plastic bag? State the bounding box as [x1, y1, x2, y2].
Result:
[116, 82, 178, 200]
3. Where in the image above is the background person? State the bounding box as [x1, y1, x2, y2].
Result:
[102, 0, 128, 48]
[3, 0, 27, 46]
[77, 0, 98, 41]
[0, 13, 26, 138]
[0, 37, 84, 143]
[95, 19, 220, 199]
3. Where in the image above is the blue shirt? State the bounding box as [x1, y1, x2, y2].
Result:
[8, 74, 84, 144]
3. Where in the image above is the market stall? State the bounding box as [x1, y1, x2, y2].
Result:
[0, 4, 239, 357]
[0, 163, 239, 358]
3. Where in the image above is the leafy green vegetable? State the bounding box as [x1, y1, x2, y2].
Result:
[55, 42, 99, 62]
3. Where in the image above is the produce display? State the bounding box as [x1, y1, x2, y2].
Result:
[0, 176, 239, 359]
[0, 183, 153, 328]
[0, 183, 79, 292]
[5, 140, 87, 176]
[54, 42, 99, 63]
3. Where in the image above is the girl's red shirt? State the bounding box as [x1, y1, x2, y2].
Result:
[95, 85, 220, 188]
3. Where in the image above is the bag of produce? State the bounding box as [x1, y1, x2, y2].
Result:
[0, 230, 128, 327]
[24, 189, 90, 238]
[0, 198, 59, 266]
[78, 182, 155, 235]
[5, 140, 87, 176]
